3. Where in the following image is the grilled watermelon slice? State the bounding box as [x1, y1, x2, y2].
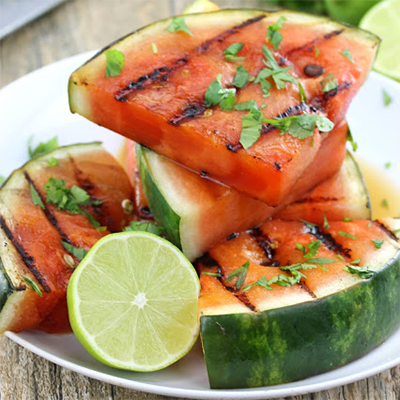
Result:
[0, 143, 133, 333]
[198, 218, 400, 388]
[69, 9, 379, 206]
[135, 141, 370, 260]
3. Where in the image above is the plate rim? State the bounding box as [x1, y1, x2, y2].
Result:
[1, 52, 400, 399]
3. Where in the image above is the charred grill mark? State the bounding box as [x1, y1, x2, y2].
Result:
[250, 228, 279, 266]
[261, 103, 310, 136]
[226, 102, 311, 152]
[115, 56, 189, 102]
[285, 29, 344, 57]
[227, 232, 239, 241]
[294, 196, 339, 204]
[299, 282, 317, 299]
[69, 156, 107, 224]
[168, 101, 207, 126]
[194, 15, 266, 53]
[196, 252, 222, 275]
[115, 15, 265, 101]
[306, 224, 352, 259]
[373, 220, 399, 242]
[226, 143, 241, 153]
[234, 292, 257, 311]
[24, 172, 73, 246]
[0, 216, 51, 293]
[310, 81, 352, 110]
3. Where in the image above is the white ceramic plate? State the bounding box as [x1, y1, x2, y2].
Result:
[0, 53, 399, 400]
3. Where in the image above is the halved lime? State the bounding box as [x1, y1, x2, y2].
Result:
[360, 0, 400, 81]
[67, 231, 200, 371]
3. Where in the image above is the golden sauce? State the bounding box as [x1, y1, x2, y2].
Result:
[357, 157, 400, 219]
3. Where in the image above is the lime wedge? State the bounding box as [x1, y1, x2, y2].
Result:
[183, 0, 219, 14]
[360, 0, 400, 81]
[67, 232, 200, 371]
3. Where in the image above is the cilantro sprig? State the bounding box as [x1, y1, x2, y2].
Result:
[224, 260, 250, 290]
[124, 221, 164, 236]
[344, 265, 374, 279]
[239, 110, 334, 150]
[321, 73, 338, 93]
[28, 136, 58, 159]
[266, 16, 286, 50]
[204, 74, 237, 111]
[104, 49, 125, 78]
[22, 276, 43, 297]
[61, 241, 87, 261]
[223, 43, 246, 62]
[167, 17, 193, 36]
[44, 178, 101, 227]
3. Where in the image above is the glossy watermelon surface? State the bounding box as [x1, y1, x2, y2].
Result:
[198, 218, 400, 388]
[69, 9, 379, 206]
[0, 143, 133, 333]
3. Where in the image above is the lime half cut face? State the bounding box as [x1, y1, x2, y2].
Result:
[67, 231, 200, 372]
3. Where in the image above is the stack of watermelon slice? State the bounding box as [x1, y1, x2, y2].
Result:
[66, 1, 400, 389]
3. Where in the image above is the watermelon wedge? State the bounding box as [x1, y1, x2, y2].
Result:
[69, 9, 379, 206]
[198, 218, 400, 388]
[0, 143, 133, 333]
[135, 140, 370, 260]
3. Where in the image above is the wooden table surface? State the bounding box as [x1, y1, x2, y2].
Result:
[0, 0, 399, 399]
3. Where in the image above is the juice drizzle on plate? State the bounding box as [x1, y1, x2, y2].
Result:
[357, 157, 400, 219]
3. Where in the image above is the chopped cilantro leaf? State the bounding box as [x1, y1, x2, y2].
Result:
[151, 43, 158, 54]
[266, 16, 286, 50]
[202, 272, 222, 277]
[321, 73, 338, 93]
[47, 157, 59, 167]
[350, 259, 361, 265]
[28, 136, 58, 159]
[104, 49, 125, 78]
[343, 217, 353, 222]
[381, 198, 389, 209]
[303, 240, 321, 259]
[340, 49, 354, 63]
[346, 128, 358, 152]
[298, 82, 308, 104]
[338, 231, 358, 240]
[337, 254, 344, 261]
[299, 219, 317, 230]
[220, 90, 236, 111]
[22, 276, 42, 297]
[204, 74, 237, 110]
[239, 107, 264, 149]
[371, 239, 384, 249]
[234, 100, 258, 111]
[315, 48, 320, 57]
[232, 65, 250, 88]
[224, 260, 250, 290]
[223, 42, 246, 62]
[344, 265, 374, 279]
[306, 258, 336, 264]
[124, 221, 164, 236]
[30, 183, 45, 210]
[61, 241, 87, 261]
[167, 17, 192, 36]
[44, 178, 101, 227]
[382, 89, 392, 107]
[384, 162, 391, 169]
[323, 213, 330, 229]
[263, 113, 334, 140]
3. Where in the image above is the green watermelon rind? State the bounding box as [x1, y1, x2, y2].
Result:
[200, 250, 400, 389]
[136, 144, 182, 248]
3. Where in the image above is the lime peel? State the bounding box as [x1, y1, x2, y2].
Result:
[67, 231, 200, 372]
[360, 0, 400, 81]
